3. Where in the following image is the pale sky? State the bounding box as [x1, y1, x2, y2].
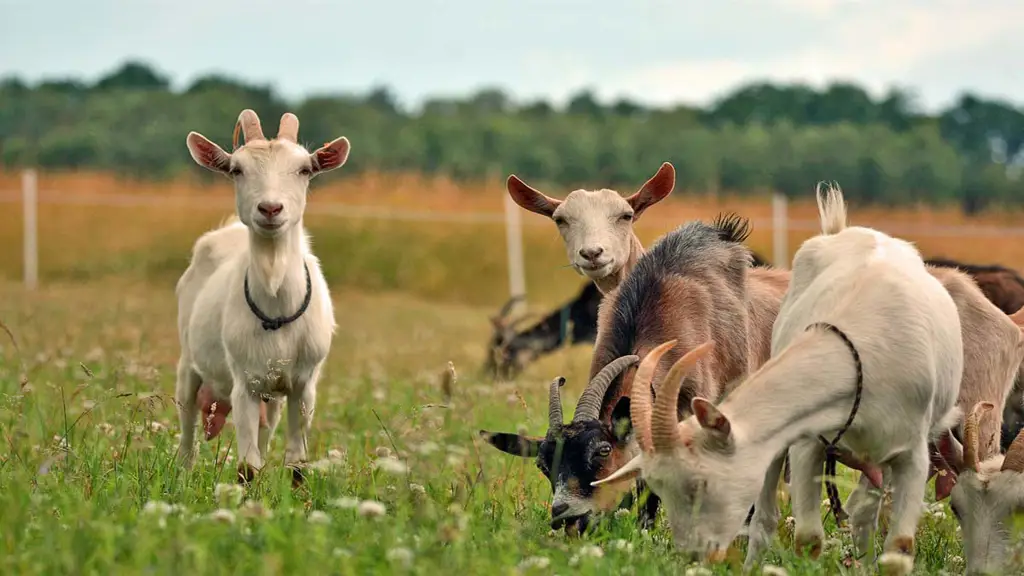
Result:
[2, 0, 1022, 112]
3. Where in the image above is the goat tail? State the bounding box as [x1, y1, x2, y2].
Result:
[815, 181, 847, 235]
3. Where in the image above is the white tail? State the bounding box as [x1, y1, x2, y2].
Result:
[815, 181, 847, 235]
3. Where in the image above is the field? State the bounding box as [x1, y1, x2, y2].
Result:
[1, 171, 1018, 574]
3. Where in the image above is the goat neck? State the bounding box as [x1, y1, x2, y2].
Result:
[247, 219, 308, 316]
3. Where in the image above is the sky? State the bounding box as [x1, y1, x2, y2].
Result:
[2, 0, 1022, 113]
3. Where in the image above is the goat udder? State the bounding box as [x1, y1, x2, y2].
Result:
[197, 384, 269, 440]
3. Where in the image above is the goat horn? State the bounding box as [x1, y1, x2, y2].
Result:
[548, 377, 566, 432]
[1001, 428, 1024, 473]
[232, 109, 265, 150]
[277, 112, 300, 142]
[630, 340, 678, 454]
[572, 355, 640, 423]
[653, 341, 714, 452]
[964, 401, 995, 472]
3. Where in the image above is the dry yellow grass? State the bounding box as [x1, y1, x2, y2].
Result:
[0, 170, 1022, 311]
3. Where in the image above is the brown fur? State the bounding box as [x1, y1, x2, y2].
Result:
[926, 265, 1024, 461]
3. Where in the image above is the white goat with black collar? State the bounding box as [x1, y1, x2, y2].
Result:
[175, 109, 350, 480]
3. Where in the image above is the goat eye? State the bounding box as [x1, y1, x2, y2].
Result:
[596, 445, 612, 458]
[229, 167, 243, 177]
[553, 217, 567, 226]
[620, 213, 633, 222]
[299, 167, 312, 176]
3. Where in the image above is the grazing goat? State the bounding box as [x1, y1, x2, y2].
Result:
[596, 184, 964, 573]
[927, 257, 1024, 452]
[484, 283, 602, 380]
[480, 214, 789, 533]
[483, 253, 771, 380]
[939, 403, 1024, 574]
[176, 109, 350, 481]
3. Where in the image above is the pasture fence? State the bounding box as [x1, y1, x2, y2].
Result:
[4, 170, 1024, 304]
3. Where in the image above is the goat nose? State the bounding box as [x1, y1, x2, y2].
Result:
[258, 202, 283, 218]
[578, 247, 604, 261]
[551, 502, 569, 518]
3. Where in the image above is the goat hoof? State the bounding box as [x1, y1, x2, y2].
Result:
[878, 550, 914, 576]
[793, 533, 823, 559]
[888, 535, 914, 556]
[236, 463, 257, 484]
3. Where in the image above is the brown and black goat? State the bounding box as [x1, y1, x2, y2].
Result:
[483, 252, 772, 380]
[480, 215, 790, 533]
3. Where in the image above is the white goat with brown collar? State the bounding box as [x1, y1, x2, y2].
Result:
[594, 184, 963, 573]
[175, 109, 350, 481]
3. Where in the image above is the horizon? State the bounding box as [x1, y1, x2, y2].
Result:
[2, 0, 1023, 113]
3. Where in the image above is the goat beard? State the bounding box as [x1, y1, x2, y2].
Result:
[197, 384, 269, 440]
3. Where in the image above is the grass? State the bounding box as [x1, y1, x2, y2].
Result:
[0, 170, 1013, 574]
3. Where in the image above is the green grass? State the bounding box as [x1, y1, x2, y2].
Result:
[0, 276, 971, 575]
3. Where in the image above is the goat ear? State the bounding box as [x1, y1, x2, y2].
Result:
[479, 430, 542, 458]
[186, 132, 231, 174]
[310, 137, 351, 175]
[692, 397, 731, 439]
[626, 162, 675, 221]
[507, 175, 562, 218]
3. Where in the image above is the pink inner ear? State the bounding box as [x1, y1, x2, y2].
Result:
[314, 139, 350, 172]
[188, 134, 229, 172]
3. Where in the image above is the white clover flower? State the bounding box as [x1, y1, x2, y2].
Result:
[409, 483, 426, 495]
[578, 544, 604, 559]
[684, 567, 712, 576]
[763, 566, 789, 576]
[308, 510, 330, 524]
[518, 556, 551, 570]
[385, 547, 414, 568]
[373, 456, 408, 475]
[239, 500, 273, 519]
[214, 483, 244, 508]
[357, 500, 387, 518]
[142, 501, 175, 516]
[208, 508, 236, 524]
[614, 508, 630, 519]
[416, 441, 440, 455]
[327, 448, 345, 460]
[610, 539, 633, 553]
[330, 496, 360, 509]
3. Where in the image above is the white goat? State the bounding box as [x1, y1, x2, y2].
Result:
[176, 109, 350, 481]
[939, 402, 1024, 574]
[594, 184, 963, 573]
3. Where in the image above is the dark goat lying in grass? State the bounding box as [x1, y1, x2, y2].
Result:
[925, 257, 1024, 452]
[484, 251, 771, 380]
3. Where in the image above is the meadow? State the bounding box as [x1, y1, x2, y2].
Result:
[0, 171, 1019, 574]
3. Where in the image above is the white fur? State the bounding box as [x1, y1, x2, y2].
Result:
[175, 112, 348, 472]
[598, 184, 963, 568]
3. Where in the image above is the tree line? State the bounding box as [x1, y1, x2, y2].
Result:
[2, 61, 1023, 213]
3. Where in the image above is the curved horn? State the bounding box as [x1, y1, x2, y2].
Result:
[964, 401, 994, 472]
[232, 109, 265, 150]
[572, 355, 640, 423]
[1001, 429, 1024, 473]
[653, 341, 714, 452]
[548, 377, 566, 432]
[630, 340, 678, 454]
[277, 112, 299, 142]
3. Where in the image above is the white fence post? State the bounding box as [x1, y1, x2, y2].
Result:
[772, 192, 788, 268]
[503, 188, 526, 311]
[22, 169, 38, 290]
